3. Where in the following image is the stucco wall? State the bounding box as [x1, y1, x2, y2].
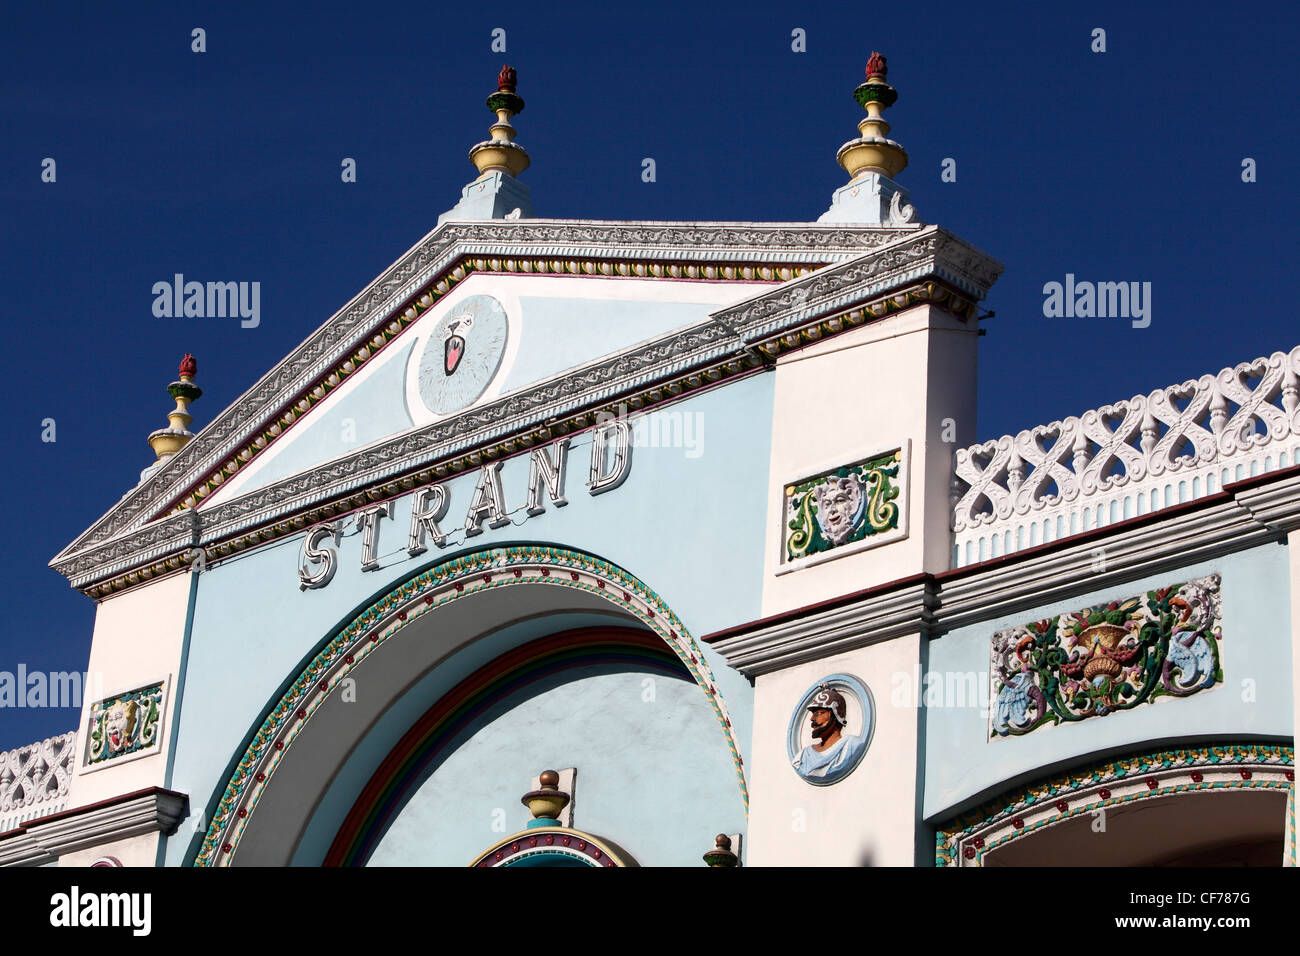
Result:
[923, 544, 1295, 821]
[161, 374, 773, 865]
[365, 665, 743, 867]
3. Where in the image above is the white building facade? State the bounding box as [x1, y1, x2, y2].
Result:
[4, 58, 1296, 868]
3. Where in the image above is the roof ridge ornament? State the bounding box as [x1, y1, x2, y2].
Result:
[817, 52, 918, 226]
[141, 354, 202, 485]
[438, 67, 535, 224]
[471, 64, 529, 179]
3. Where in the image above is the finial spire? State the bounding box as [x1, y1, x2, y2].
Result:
[470, 65, 530, 179]
[817, 52, 917, 225]
[703, 833, 739, 867]
[520, 769, 571, 826]
[146, 354, 202, 463]
[838, 51, 907, 180]
[438, 67, 536, 224]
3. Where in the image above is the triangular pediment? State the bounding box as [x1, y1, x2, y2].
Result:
[51, 219, 1002, 593]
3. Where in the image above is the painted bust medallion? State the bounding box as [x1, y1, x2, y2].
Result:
[787, 675, 874, 786]
[416, 294, 509, 415]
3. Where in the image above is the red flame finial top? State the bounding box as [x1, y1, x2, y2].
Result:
[179, 354, 197, 379]
[866, 51, 887, 78]
[497, 65, 517, 93]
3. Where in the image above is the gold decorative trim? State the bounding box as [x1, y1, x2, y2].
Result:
[164, 257, 822, 518]
[85, 275, 973, 597]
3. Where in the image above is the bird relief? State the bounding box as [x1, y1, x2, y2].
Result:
[990, 575, 1222, 740]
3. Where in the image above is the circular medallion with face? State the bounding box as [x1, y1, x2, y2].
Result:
[786, 674, 874, 786]
[415, 294, 509, 415]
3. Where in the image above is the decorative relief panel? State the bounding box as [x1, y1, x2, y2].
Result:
[779, 445, 907, 573]
[413, 293, 510, 416]
[786, 675, 874, 786]
[990, 574, 1222, 739]
[81, 680, 167, 772]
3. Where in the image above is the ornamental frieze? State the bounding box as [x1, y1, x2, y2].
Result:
[990, 574, 1222, 739]
[62, 221, 926, 555]
[58, 223, 997, 566]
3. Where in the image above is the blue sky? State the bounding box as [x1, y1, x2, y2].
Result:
[1, 0, 1296, 749]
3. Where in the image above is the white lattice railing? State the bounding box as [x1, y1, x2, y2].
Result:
[0, 732, 77, 833]
[952, 346, 1300, 568]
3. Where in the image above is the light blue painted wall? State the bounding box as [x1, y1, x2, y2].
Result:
[499, 296, 718, 392]
[292, 611, 627, 864]
[923, 545, 1295, 821]
[163, 373, 771, 865]
[366, 667, 742, 867]
[227, 293, 725, 501]
[235, 340, 416, 492]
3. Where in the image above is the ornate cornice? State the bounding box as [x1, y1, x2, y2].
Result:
[709, 579, 935, 675]
[55, 219, 935, 563]
[54, 224, 1002, 594]
[707, 466, 1300, 677]
[0, 787, 187, 867]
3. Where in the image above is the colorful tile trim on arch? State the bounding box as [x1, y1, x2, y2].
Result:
[935, 743, 1294, 867]
[192, 545, 747, 867]
[990, 574, 1222, 740]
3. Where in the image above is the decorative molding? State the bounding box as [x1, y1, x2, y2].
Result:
[990, 575, 1222, 739]
[56, 220, 943, 561]
[470, 826, 629, 867]
[953, 346, 1300, 567]
[935, 743, 1294, 867]
[708, 465, 1300, 676]
[0, 787, 187, 868]
[710, 577, 934, 676]
[194, 545, 746, 866]
[0, 732, 77, 833]
[779, 443, 908, 573]
[55, 227, 1001, 596]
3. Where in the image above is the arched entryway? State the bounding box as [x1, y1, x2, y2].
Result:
[936, 743, 1295, 867]
[193, 545, 747, 866]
